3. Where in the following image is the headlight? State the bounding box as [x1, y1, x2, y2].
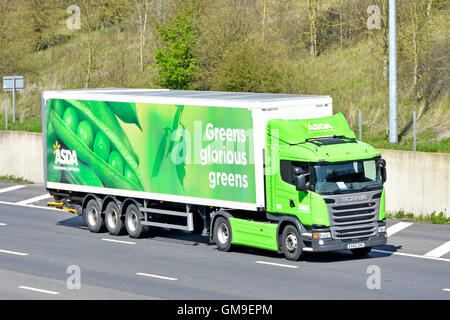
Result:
[378, 226, 387, 233]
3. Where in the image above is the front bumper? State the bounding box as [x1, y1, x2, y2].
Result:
[303, 221, 387, 252]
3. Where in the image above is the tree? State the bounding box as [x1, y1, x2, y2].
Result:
[133, 0, 151, 73]
[153, 2, 200, 89]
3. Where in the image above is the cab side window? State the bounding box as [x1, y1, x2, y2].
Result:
[280, 160, 310, 186]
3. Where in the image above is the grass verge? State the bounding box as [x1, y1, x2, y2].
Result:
[387, 211, 450, 225]
[0, 175, 33, 184]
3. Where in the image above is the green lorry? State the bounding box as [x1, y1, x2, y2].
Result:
[42, 89, 387, 260]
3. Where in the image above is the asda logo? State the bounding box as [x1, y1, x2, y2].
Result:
[307, 123, 335, 131]
[53, 141, 79, 166]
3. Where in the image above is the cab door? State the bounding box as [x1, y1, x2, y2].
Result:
[272, 160, 311, 220]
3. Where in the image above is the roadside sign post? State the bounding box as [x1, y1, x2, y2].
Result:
[4, 99, 8, 130]
[2, 76, 24, 123]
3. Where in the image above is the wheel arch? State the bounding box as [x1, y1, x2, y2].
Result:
[275, 216, 307, 251]
[81, 194, 103, 219]
[209, 210, 233, 243]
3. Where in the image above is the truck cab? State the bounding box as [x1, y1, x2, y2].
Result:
[264, 113, 387, 259]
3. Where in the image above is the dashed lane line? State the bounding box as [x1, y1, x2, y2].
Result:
[255, 261, 299, 269]
[18, 286, 59, 295]
[136, 272, 178, 281]
[0, 249, 29, 256]
[102, 238, 136, 245]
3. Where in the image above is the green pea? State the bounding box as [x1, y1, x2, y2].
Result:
[77, 121, 94, 150]
[124, 165, 139, 186]
[109, 151, 124, 175]
[54, 100, 66, 118]
[94, 131, 110, 162]
[63, 107, 79, 133]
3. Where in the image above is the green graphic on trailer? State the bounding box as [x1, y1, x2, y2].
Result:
[46, 99, 256, 204]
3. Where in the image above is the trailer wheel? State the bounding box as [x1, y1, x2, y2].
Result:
[85, 199, 105, 233]
[125, 204, 149, 239]
[213, 217, 232, 252]
[105, 201, 125, 236]
[281, 224, 303, 261]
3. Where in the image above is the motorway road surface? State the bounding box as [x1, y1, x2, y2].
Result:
[0, 182, 449, 300]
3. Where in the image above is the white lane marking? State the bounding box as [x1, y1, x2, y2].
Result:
[102, 238, 136, 245]
[443, 289, 450, 292]
[387, 222, 413, 237]
[0, 185, 26, 194]
[16, 194, 53, 205]
[0, 249, 29, 256]
[255, 261, 299, 269]
[18, 286, 59, 295]
[0, 223, 7, 226]
[136, 272, 178, 281]
[0, 200, 61, 212]
[425, 241, 450, 258]
[373, 249, 450, 263]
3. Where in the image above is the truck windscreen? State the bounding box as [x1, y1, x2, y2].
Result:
[313, 159, 382, 194]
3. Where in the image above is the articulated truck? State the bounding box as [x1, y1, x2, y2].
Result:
[42, 89, 387, 260]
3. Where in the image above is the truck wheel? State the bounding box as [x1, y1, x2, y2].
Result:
[125, 204, 149, 239]
[350, 247, 372, 257]
[213, 217, 232, 252]
[85, 199, 105, 233]
[281, 225, 303, 261]
[105, 201, 125, 236]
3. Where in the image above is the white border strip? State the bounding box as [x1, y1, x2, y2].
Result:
[42, 91, 332, 110]
[0, 185, 26, 194]
[47, 182, 258, 211]
[425, 241, 450, 258]
[387, 222, 413, 237]
[16, 194, 53, 205]
[0, 200, 63, 212]
[373, 249, 450, 263]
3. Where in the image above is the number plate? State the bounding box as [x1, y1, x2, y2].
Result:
[347, 242, 365, 249]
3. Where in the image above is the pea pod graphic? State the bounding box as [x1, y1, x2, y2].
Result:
[106, 101, 142, 130]
[152, 127, 171, 178]
[167, 105, 184, 155]
[65, 162, 104, 187]
[84, 100, 139, 164]
[50, 107, 143, 191]
[63, 99, 144, 188]
[175, 126, 187, 188]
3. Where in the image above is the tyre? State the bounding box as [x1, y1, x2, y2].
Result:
[105, 201, 125, 236]
[281, 224, 303, 261]
[85, 199, 105, 233]
[125, 204, 149, 239]
[213, 217, 232, 252]
[350, 247, 372, 257]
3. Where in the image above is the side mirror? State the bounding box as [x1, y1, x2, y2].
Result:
[295, 175, 308, 193]
[379, 159, 387, 183]
[293, 167, 308, 193]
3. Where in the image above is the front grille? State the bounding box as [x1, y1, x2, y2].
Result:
[324, 192, 380, 240]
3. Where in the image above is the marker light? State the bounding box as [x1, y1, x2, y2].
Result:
[378, 226, 387, 233]
[313, 232, 331, 239]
